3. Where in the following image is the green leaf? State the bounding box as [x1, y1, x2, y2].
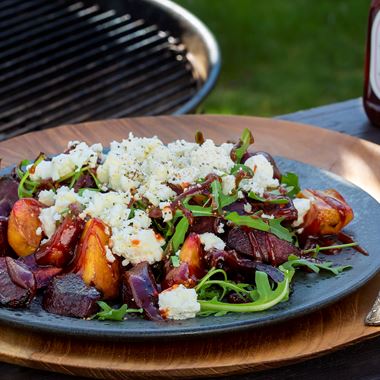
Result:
[303, 242, 359, 254]
[248, 192, 289, 204]
[234, 128, 254, 163]
[231, 164, 254, 176]
[224, 212, 270, 232]
[183, 203, 214, 216]
[197, 268, 293, 314]
[92, 301, 143, 321]
[171, 217, 189, 252]
[280, 172, 300, 198]
[282, 255, 351, 275]
[170, 255, 180, 267]
[267, 218, 294, 242]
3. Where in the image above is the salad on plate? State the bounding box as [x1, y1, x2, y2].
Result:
[0, 129, 366, 321]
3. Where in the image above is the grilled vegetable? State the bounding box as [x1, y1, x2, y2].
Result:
[122, 261, 163, 321]
[298, 189, 354, 236]
[35, 215, 85, 267]
[0, 257, 36, 308]
[8, 198, 43, 257]
[43, 274, 101, 318]
[71, 218, 121, 300]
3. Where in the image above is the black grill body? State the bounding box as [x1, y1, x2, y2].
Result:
[0, 0, 220, 139]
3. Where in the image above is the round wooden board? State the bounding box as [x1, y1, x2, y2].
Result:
[0, 115, 379, 379]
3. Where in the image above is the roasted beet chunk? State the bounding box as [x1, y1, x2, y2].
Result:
[0, 257, 36, 308]
[227, 227, 300, 266]
[122, 262, 163, 321]
[227, 227, 253, 256]
[42, 274, 101, 318]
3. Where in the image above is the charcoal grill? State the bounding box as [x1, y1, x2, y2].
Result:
[0, 0, 220, 140]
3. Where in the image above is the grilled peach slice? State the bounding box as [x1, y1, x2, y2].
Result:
[179, 233, 204, 278]
[35, 215, 85, 267]
[8, 199, 43, 257]
[72, 218, 120, 300]
[298, 189, 354, 236]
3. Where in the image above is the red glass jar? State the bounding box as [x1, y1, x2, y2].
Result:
[364, 0, 380, 127]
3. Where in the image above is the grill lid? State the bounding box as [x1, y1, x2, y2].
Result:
[0, 0, 218, 139]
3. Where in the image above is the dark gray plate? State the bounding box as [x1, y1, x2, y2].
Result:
[1, 158, 379, 341]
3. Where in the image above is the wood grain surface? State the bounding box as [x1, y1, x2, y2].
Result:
[0, 115, 379, 379]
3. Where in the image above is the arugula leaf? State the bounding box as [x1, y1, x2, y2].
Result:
[280, 172, 300, 198]
[224, 212, 270, 232]
[230, 164, 254, 176]
[303, 242, 358, 254]
[233, 128, 254, 163]
[282, 255, 351, 275]
[225, 212, 293, 242]
[197, 269, 293, 315]
[171, 217, 189, 252]
[92, 301, 143, 321]
[248, 192, 289, 204]
[267, 218, 293, 242]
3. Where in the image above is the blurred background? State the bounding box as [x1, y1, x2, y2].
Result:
[175, 0, 367, 116]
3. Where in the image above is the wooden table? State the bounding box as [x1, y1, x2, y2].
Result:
[1, 98, 380, 380]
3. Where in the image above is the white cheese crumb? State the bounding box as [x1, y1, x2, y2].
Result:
[199, 232, 226, 251]
[158, 284, 200, 320]
[292, 198, 311, 227]
[217, 223, 225, 234]
[36, 227, 42, 236]
[239, 154, 279, 196]
[105, 246, 116, 263]
[261, 213, 274, 219]
[112, 228, 164, 266]
[222, 175, 236, 195]
[38, 190, 56, 206]
[159, 202, 173, 222]
[243, 203, 252, 213]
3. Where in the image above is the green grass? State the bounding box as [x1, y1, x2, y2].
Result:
[175, 0, 368, 115]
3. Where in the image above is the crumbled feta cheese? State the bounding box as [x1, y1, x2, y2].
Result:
[261, 213, 274, 219]
[292, 198, 311, 227]
[200, 232, 226, 251]
[30, 142, 103, 181]
[159, 202, 173, 222]
[112, 228, 164, 265]
[96, 133, 234, 203]
[158, 284, 200, 320]
[38, 190, 55, 206]
[222, 175, 236, 195]
[217, 223, 225, 234]
[39, 207, 60, 238]
[36, 227, 42, 236]
[105, 246, 116, 263]
[243, 203, 252, 213]
[239, 154, 279, 196]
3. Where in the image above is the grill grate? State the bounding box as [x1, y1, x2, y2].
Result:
[0, 0, 199, 139]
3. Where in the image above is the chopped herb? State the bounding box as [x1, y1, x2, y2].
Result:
[92, 301, 143, 321]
